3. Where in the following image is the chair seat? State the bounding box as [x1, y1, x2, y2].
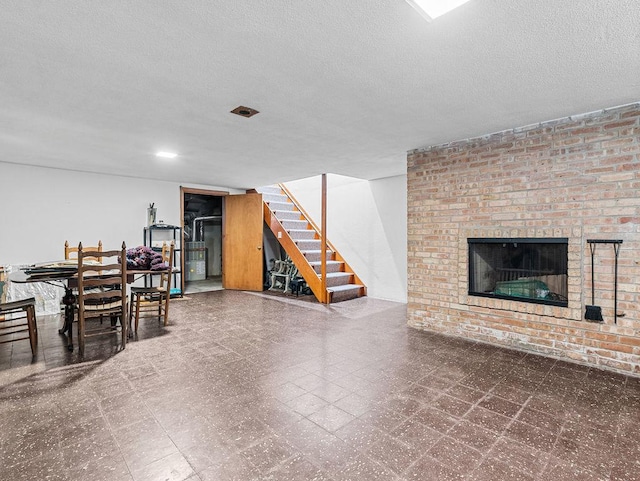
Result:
[0, 297, 38, 355]
[0, 297, 36, 312]
[131, 286, 167, 294]
[83, 300, 123, 311]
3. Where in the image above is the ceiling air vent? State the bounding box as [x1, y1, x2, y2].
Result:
[231, 106, 259, 118]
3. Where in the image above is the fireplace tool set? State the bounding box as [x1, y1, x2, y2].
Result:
[585, 239, 624, 323]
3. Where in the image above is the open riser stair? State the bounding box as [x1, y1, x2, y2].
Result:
[257, 185, 366, 303]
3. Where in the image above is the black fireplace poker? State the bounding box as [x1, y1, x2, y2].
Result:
[585, 241, 603, 322]
[585, 239, 623, 324]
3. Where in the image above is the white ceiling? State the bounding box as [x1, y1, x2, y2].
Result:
[1, 1, 639, 190]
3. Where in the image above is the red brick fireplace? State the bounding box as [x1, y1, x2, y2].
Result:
[407, 103, 639, 375]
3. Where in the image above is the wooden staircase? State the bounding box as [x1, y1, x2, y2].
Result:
[257, 185, 366, 303]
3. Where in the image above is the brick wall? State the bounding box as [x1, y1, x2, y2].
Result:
[407, 103, 640, 375]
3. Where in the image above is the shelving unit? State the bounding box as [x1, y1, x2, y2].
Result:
[143, 225, 182, 297]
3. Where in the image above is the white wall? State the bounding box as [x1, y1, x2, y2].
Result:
[284, 174, 407, 303]
[1, 164, 408, 303]
[0, 162, 241, 265]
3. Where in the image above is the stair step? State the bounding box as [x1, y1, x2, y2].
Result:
[272, 210, 301, 220]
[256, 185, 282, 195]
[309, 260, 343, 274]
[327, 283, 363, 292]
[327, 284, 364, 302]
[288, 229, 316, 240]
[268, 201, 295, 211]
[324, 272, 353, 287]
[281, 219, 309, 230]
[262, 193, 289, 204]
[302, 250, 334, 262]
[295, 239, 321, 250]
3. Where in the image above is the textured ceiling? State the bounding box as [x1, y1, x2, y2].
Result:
[1, 1, 639, 189]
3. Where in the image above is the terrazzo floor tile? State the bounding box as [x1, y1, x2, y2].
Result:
[331, 454, 399, 481]
[403, 454, 465, 481]
[1, 289, 640, 480]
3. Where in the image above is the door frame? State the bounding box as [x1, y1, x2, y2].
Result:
[180, 187, 229, 294]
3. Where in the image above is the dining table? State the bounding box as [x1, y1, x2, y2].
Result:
[8, 261, 170, 351]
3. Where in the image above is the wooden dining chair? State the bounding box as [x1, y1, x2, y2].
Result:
[129, 241, 174, 335]
[64, 240, 105, 327]
[76, 242, 127, 355]
[64, 240, 102, 261]
[0, 297, 38, 356]
[65, 240, 103, 261]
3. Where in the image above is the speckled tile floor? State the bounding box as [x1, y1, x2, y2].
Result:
[184, 277, 223, 294]
[1, 290, 639, 481]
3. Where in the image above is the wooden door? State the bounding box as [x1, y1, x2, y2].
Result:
[222, 193, 264, 290]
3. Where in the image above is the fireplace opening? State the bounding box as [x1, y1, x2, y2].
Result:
[468, 238, 568, 307]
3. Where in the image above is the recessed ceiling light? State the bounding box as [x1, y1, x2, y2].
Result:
[231, 106, 259, 118]
[156, 151, 177, 159]
[405, 0, 472, 21]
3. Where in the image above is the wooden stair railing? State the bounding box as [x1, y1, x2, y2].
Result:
[261, 185, 366, 303]
[277, 183, 367, 292]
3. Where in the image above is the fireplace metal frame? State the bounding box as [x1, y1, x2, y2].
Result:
[467, 237, 568, 307]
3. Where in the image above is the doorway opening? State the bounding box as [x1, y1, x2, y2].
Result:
[181, 187, 227, 294]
